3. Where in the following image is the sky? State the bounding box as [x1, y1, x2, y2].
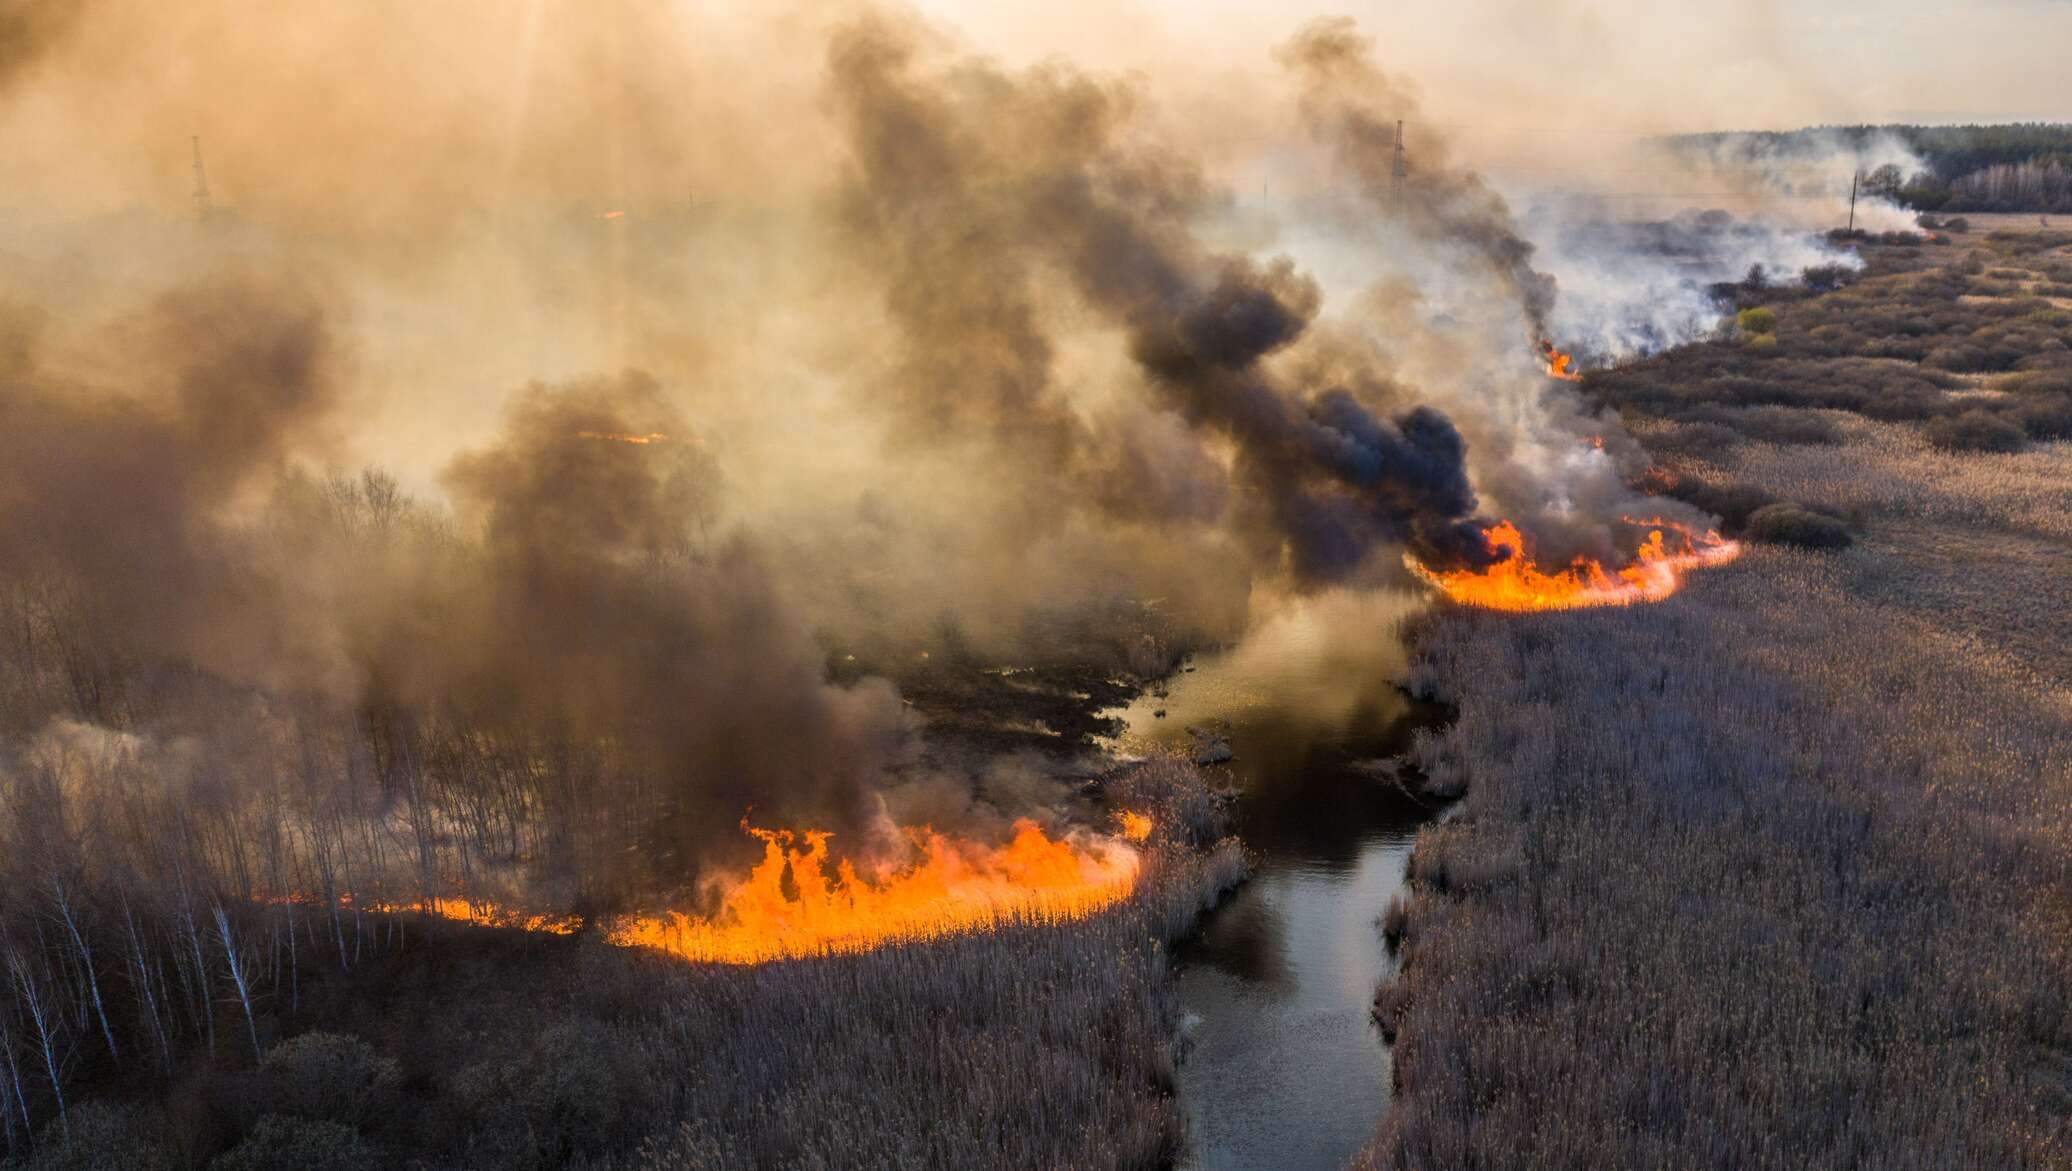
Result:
[912, 0, 2072, 138]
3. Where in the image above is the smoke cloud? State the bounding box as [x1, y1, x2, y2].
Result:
[0, 1, 1892, 910]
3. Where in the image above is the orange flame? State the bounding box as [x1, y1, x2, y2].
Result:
[609, 819, 1142, 963]
[390, 819, 1142, 964]
[573, 430, 673, 444]
[1540, 340, 1583, 382]
[1409, 517, 1741, 611]
[417, 897, 581, 935]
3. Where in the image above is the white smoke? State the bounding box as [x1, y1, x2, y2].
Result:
[1519, 201, 1862, 361]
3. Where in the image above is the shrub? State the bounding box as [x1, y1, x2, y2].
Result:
[446, 1022, 639, 1167]
[1736, 307, 1776, 335]
[5, 1104, 170, 1171]
[248, 1033, 399, 1128]
[2005, 392, 2072, 440]
[1652, 421, 1744, 454]
[1924, 409, 2027, 453]
[1671, 406, 1843, 446]
[1801, 264, 1855, 293]
[1658, 474, 1780, 532]
[1744, 503, 1853, 549]
[212, 1116, 380, 1171]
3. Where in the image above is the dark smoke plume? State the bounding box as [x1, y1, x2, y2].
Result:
[830, 19, 1496, 580]
[0, 270, 344, 711]
[1281, 17, 1559, 335]
[0, 272, 908, 903]
[432, 373, 908, 891]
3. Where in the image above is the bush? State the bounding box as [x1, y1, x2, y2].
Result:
[1652, 421, 1744, 454]
[248, 1033, 399, 1128]
[5, 1104, 171, 1171]
[1744, 504, 1853, 549]
[1736, 307, 1776, 335]
[1671, 406, 1843, 446]
[1658, 474, 1780, 532]
[2005, 392, 2072, 440]
[1924, 409, 2027, 453]
[1801, 264, 1855, 293]
[212, 1116, 380, 1171]
[446, 1020, 654, 1168]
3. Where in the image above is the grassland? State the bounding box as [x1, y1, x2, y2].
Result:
[1362, 225, 2072, 1168]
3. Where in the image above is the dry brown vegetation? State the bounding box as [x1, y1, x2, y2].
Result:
[1363, 227, 2072, 1169]
[0, 755, 1240, 1171]
[1599, 230, 2072, 457]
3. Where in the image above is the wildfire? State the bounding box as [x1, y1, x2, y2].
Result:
[1539, 338, 1583, 382]
[1409, 517, 1741, 611]
[1116, 810, 1153, 841]
[573, 430, 673, 444]
[418, 897, 580, 935]
[397, 819, 1142, 963]
[610, 819, 1143, 963]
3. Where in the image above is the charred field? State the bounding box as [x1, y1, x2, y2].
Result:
[1365, 224, 2072, 1170]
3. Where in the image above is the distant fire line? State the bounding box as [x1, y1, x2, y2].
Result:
[573, 430, 675, 445]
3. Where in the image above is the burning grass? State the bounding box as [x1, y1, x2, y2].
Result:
[394, 818, 1148, 966]
[607, 818, 1143, 964]
[1407, 518, 1741, 612]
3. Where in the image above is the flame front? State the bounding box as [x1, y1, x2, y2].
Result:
[1409, 518, 1741, 611]
[400, 819, 1142, 964]
[611, 819, 1142, 963]
[573, 430, 672, 445]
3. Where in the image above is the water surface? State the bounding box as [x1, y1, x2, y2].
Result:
[1106, 627, 1442, 1171]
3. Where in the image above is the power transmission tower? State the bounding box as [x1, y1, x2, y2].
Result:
[1846, 169, 1859, 234]
[191, 135, 213, 223]
[1391, 119, 1406, 207]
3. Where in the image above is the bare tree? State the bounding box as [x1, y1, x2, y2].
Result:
[0, 1018, 26, 1156]
[120, 896, 170, 1074]
[174, 897, 214, 1060]
[213, 904, 262, 1060]
[4, 944, 66, 1141]
[44, 871, 116, 1065]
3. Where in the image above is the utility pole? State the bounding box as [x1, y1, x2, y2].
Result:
[1391, 119, 1407, 207]
[190, 135, 213, 223]
[1846, 169, 1859, 234]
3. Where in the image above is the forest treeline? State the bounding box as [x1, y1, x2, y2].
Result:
[1672, 124, 2072, 212]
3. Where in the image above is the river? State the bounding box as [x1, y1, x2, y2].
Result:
[1103, 618, 1447, 1171]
